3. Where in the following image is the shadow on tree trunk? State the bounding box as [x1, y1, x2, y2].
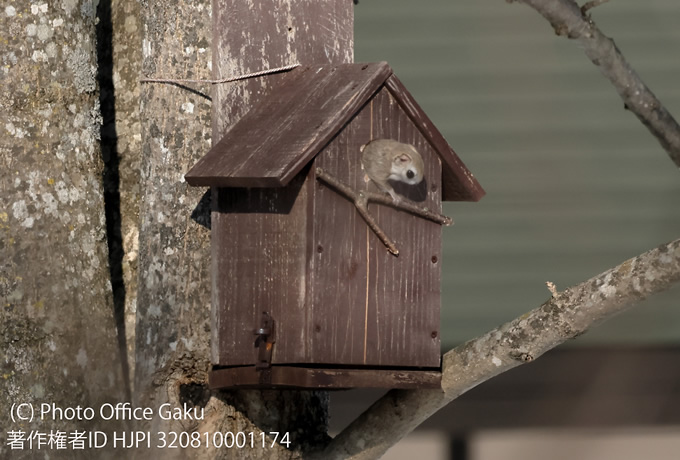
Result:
[96, 0, 131, 402]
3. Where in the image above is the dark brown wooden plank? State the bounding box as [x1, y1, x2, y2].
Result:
[209, 366, 442, 389]
[310, 87, 442, 368]
[211, 171, 311, 366]
[208, 0, 354, 369]
[308, 104, 373, 366]
[368, 88, 443, 367]
[384, 74, 486, 202]
[186, 63, 393, 187]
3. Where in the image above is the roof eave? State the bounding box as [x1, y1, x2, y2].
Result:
[185, 62, 393, 188]
[384, 75, 485, 202]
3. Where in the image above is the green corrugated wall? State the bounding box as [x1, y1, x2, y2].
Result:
[355, 0, 680, 346]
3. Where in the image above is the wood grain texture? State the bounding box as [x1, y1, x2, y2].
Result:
[209, 366, 441, 389]
[212, 172, 311, 366]
[310, 87, 442, 368]
[186, 62, 392, 187]
[192, 0, 354, 445]
[208, 0, 353, 370]
[211, 87, 444, 371]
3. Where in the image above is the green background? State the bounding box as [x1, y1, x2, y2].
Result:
[355, 0, 680, 347]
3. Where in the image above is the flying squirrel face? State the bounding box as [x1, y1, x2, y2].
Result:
[360, 139, 426, 202]
[389, 143, 424, 186]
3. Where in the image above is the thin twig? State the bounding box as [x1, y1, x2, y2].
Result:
[546, 281, 558, 297]
[514, 0, 680, 168]
[581, 0, 610, 15]
[315, 168, 453, 255]
[320, 237, 680, 460]
[316, 169, 452, 226]
[139, 63, 300, 85]
[355, 194, 399, 255]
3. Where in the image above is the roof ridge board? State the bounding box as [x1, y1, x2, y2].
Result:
[384, 74, 485, 202]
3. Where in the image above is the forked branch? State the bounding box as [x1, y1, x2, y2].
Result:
[315, 168, 452, 256]
[508, 0, 680, 168]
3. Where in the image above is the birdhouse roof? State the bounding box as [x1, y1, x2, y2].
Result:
[185, 62, 484, 201]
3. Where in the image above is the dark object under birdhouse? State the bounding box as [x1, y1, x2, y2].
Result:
[185, 62, 484, 389]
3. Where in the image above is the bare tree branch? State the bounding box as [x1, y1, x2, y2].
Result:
[580, 0, 610, 15]
[316, 2, 680, 458]
[320, 238, 680, 459]
[508, 0, 680, 169]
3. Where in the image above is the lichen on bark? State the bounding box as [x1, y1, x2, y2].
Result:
[1, 1, 126, 457]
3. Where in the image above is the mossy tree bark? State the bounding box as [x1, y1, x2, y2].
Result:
[0, 1, 126, 457]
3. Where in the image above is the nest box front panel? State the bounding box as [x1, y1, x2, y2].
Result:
[310, 86, 443, 368]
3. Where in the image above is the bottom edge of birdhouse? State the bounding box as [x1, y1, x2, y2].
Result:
[208, 365, 442, 390]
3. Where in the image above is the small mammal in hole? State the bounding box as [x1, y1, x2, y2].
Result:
[360, 139, 424, 202]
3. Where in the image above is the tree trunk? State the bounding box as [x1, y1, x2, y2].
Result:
[0, 0, 125, 457]
[135, 0, 214, 456]
[135, 1, 351, 458]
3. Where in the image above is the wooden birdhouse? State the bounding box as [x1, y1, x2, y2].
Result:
[185, 62, 484, 389]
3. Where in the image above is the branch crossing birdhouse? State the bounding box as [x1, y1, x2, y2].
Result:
[185, 62, 484, 389]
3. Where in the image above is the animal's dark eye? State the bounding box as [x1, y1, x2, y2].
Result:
[406, 170, 415, 179]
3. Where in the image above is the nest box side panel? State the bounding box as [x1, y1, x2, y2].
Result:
[310, 87, 442, 368]
[211, 172, 310, 367]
